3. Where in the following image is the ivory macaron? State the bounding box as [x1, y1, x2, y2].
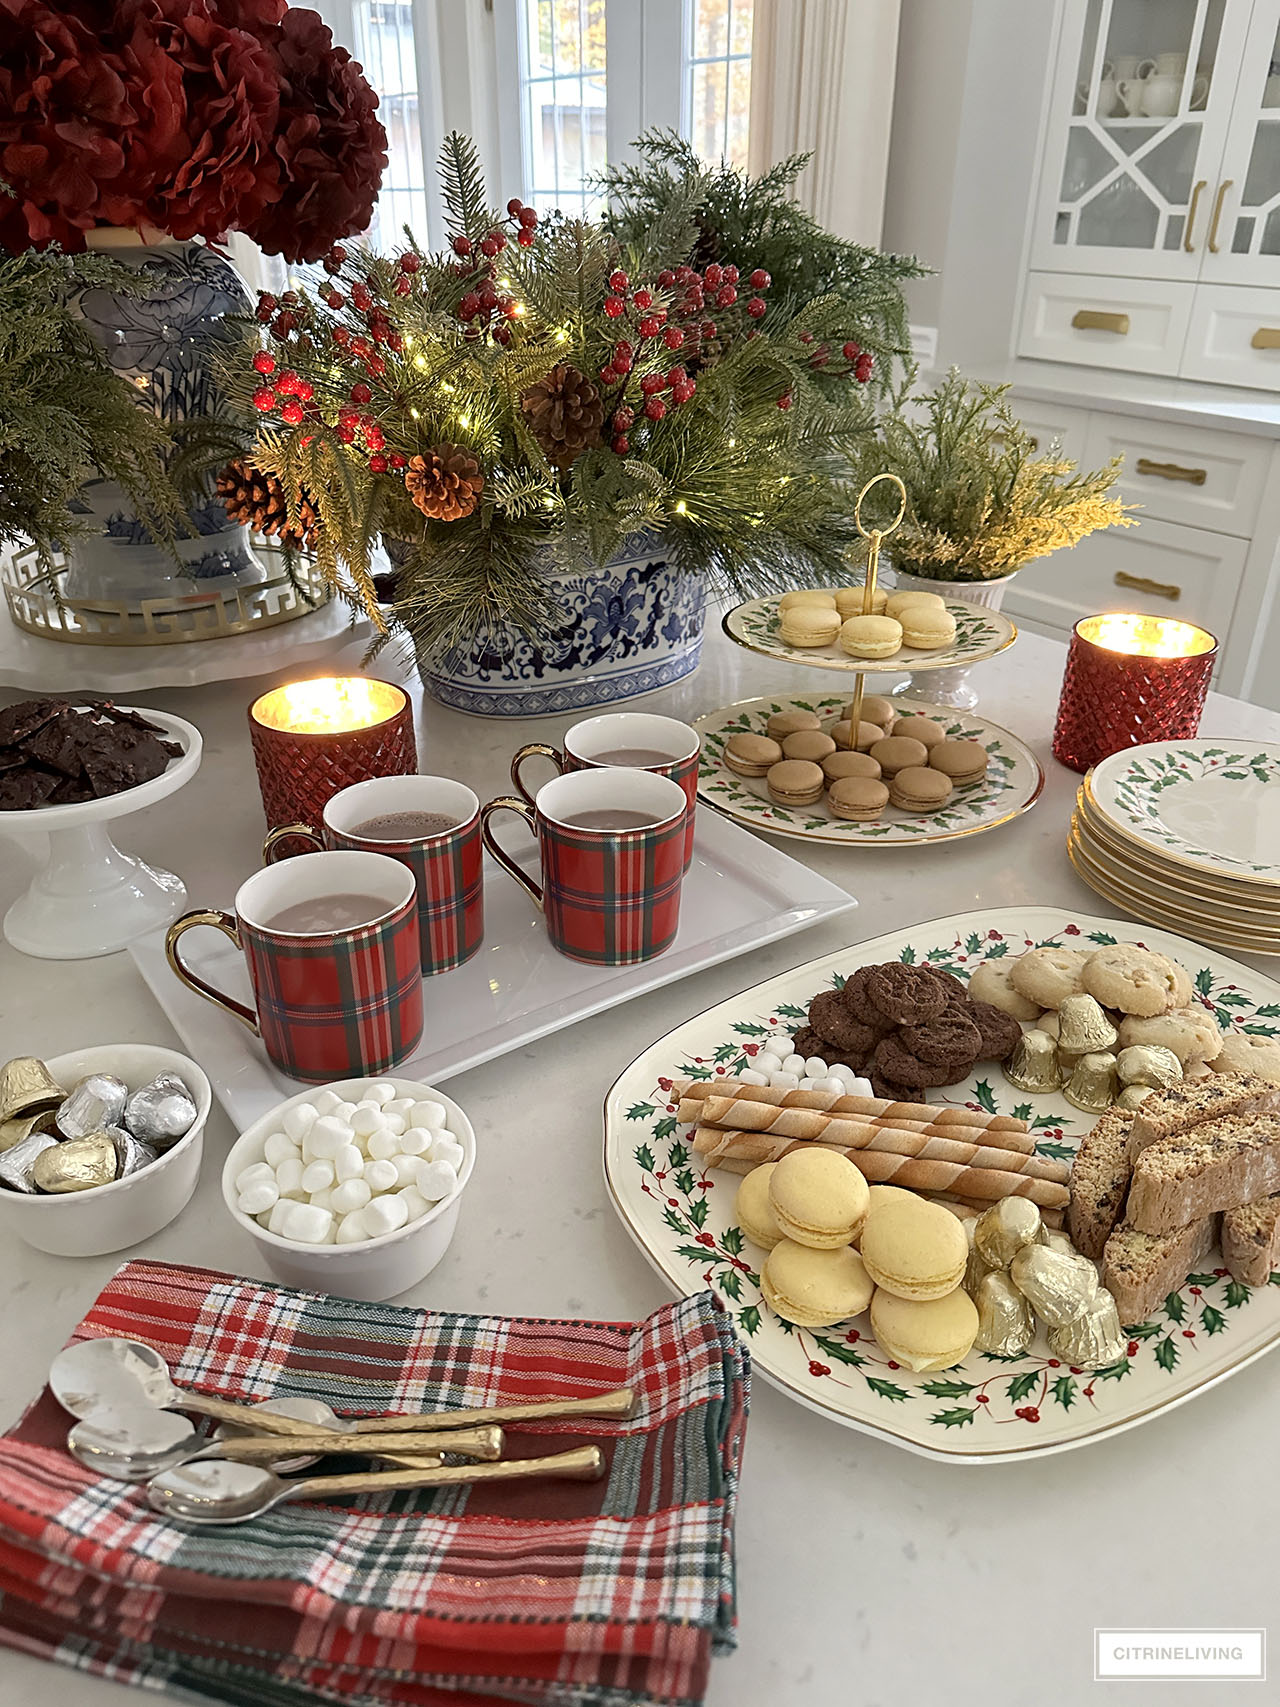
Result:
[930, 739, 990, 786]
[869, 1287, 979, 1372]
[900, 604, 957, 651]
[779, 589, 836, 611]
[768, 1147, 870, 1248]
[724, 733, 784, 778]
[859, 1195, 969, 1300]
[838, 614, 903, 660]
[762, 1239, 874, 1327]
[766, 759, 826, 807]
[885, 590, 945, 620]
[734, 1163, 784, 1249]
[835, 584, 888, 618]
[780, 605, 841, 648]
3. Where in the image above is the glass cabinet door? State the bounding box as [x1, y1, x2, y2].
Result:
[1200, 0, 1280, 284]
[1031, 0, 1250, 278]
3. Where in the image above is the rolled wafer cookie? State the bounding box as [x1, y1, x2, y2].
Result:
[696, 1097, 1067, 1182]
[674, 1096, 1038, 1154]
[692, 1127, 1069, 1209]
[695, 1102, 1069, 1183]
[670, 1079, 1032, 1143]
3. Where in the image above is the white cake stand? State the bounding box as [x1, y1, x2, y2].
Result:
[1, 707, 202, 960]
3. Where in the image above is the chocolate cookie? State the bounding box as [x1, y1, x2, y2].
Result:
[921, 964, 970, 1003]
[842, 965, 889, 1026]
[808, 990, 882, 1057]
[870, 1073, 924, 1104]
[865, 964, 950, 1027]
[791, 1026, 871, 1075]
[898, 1006, 982, 1067]
[872, 1034, 960, 1090]
[966, 999, 1023, 1062]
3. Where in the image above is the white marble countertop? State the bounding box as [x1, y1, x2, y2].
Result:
[971, 357, 1280, 438]
[2, 617, 1279, 1707]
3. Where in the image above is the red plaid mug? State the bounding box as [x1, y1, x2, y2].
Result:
[261, 776, 483, 977]
[165, 850, 423, 1082]
[481, 768, 687, 965]
[511, 712, 700, 870]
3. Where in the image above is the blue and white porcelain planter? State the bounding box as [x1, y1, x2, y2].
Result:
[416, 531, 707, 718]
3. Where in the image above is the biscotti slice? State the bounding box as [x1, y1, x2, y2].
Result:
[1222, 1194, 1280, 1288]
[1127, 1071, 1280, 1161]
[1067, 1107, 1134, 1260]
[1103, 1216, 1218, 1326]
[1127, 1114, 1280, 1234]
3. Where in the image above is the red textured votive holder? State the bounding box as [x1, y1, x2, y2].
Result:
[248, 676, 417, 831]
[1052, 613, 1217, 775]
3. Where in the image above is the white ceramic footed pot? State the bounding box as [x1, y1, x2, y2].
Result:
[890, 569, 1017, 711]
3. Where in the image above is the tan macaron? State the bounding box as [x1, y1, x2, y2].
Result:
[827, 776, 890, 822]
[782, 729, 837, 763]
[768, 1148, 870, 1248]
[869, 735, 929, 775]
[724, 732, 783, 778]
[834, 584, 888, 618]
[900, 604, 957, 651]
[851, 695, 897, 727]
[734, 1164, 784, 1249]
[860, 1196, 969, 1300]
[838, 614, 903, 660]
[779, 589, 836, 611]
[762, 1240, 874, 1328]
[885, 590, 945, 620]
[766, 759, 825, 807]
[780, 605, 841, 647]
[821, 750, 882, 784]
[870, 1287, 979, 1372]
[891, 715, 947, 749]
[888, 766, 954, 812]
[930, 739, 989, 786]
[766, 710, 822, 741]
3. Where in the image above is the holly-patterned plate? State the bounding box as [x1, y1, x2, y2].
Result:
[694, 694, 1044, 846]
[722, 594, 1017, 674]
[1089, 741, 1280, 888]
[603, 906, 1280, 1463]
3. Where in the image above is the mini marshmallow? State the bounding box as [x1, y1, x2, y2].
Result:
[408, 1101, 446, 1132]
[827, 1063, 858, 1088]
[849, 1076, 874, 1098]
[780, 1055, 806, 1076]
[798, 1076, 826, 1091]
[331, 1177, 372, 1216]
[381, 1110, 408, 1137]
[264, 1131, 302, 1169]
[804, 1056, 828, 1078]
[397, 1186, 429, 1224]
[274, 1157, 305, 1199]
[333, 1144, 364, 1182]
[390, 1153, 419, 1188]
[770, 1072, 800, 1090]
[236, 1161, 275, 1189]
[428, 1136, 465, 1171]
[332, 1101, 358, 1121]
[363, 1158, 398, 1194]
[756, 1050, 786, 1071]
[350, 1104, 386, 1138]
[399, 1126, 432, 1156]
[415, 1158, 458, 1201]
[363, 1192, 409, 1236]
[816, 1076, 846, 1096]
[738, 1068, 769, 1086]
[385, 1097, 415, 1117]
[308, 1187, 336, 1213]
[277, 1200, 334, 1244]
[267, 1200, 293, 1236]
[366, 1082, 397, 1105]
[335, 1211, 368, 1244]
[282, 1102, 317, 1141]
[367, 1129, 403, 1161]
[301, 1159, 335, 1194]
[311, 1089, 342, 1116]
[237, 1180, 278, 1216]
[308, 1115, 355, 1158]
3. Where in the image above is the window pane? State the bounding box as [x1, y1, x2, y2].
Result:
[521, 0, 606, 211]
[726, 56, 751, 169]
[693, 0, 729, 58]
[554, 0, 581, 74]
[534, 0, 554, 73]
[354, 0, 429, 246]
[691, 60, 729, 164]
[687, 0, 753, 169]
[729, 0, 753, 56]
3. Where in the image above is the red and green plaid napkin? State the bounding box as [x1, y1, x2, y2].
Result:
[0, 1260, 748, 1707]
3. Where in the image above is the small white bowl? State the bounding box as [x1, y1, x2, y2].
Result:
[221, 1076, 476, 1302]
[0, 1045, 210, 1256]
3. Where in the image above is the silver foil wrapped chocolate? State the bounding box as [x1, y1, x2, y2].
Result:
[1010, 1243, 1099, 1327]
[58, 1074, 128, 1140]
[1002, 1029, 1063, 1095]
[112, 1128, 158, 1179]
[974, 1196, 1044, 1270]
[124, 1074, 196, 1149]
[1115, 1084, 1156, 1112]
[0, 1057, 64, 1125]
[1063, 1051, 1118, 1114]
[1056, 995, 1119, 1056]
[1116, 1045, 1183, 1091]
[973, 1270, 1035, 1357]
[32, 1133, 119, 1194]
[0, 1129, 61, 1193]
[1048, 1289, 1125, 1367]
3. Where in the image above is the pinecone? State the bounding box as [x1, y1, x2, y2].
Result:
[216, 460, 318, 551]
[404, 443, 485, 521]
[520, 364, 605, 470]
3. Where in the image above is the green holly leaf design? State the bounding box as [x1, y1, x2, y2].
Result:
[634, 1143, 655, 1171]
[865, 1377, 909, 1402]
[775, 1004, 807, 1021]
[811, 1335, 867, 1367]
[965, 932, 983, 955]
[1051, 1375, 1077, 1411]
[1095, 1357, 1133, 1381]
[713, 1042, 740, 1063]
[973, 1079, 998, 1115]
[1010, 1103, 1033, 1123]
[722, 1225, 744, 1256]
[662, 1208, 684, 1235]
[730, 1023, 768, 1039]
[653, 1117, 677, 1141]
[900, 946, 917, 965]
[738, 1305, 762, 1336]
[1254, 1004, 1280, 1018]
[668, 1140, 688, 1167]
[1270, 1272, 1280, 1287]
[1195, 968, 1214, 996]
[1216, 991, 1251, 1008]
[1126, 1320, 1163, 1340]
[627, 1103, 656, 1122]
[1034, 1140, 1075, 1160]
[674, 1168, 696, 1196]
[675, 1243, 712, 1264]
[983, 941, 1009, 958]
[1154, 1336, 1180, 1371]
[1184, 1273, 1219, 1287]
[682, 1064, 713, 1081]
[1006, 1370, 1038, 1402]
[929, 1407, 976, 1428]
[1087, 931, 1118, 945]
[919, 1378, 975, 1398]
[1164, 1292, 1187, 1324]
[688, 1197, 709, 1228]
[1200, 1303, 1228, 1335]
[1224, 1280, 1252, 1308]
[1243, 1023, 1280, 1037]
[718, 1270, 743, 1302]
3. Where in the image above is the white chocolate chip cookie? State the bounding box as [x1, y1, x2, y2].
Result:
[967, 957, 1041, 1022]
[1082, 945, 1182, 1018]
[1009, 946, 1090, 1010]
[1117, 1006, 1224, 1066]
[1213, 1030, 1280, 1082]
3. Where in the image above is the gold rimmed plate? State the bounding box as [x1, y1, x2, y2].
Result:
[1077, 786, 1280, 905]
[722, 594, 1017, 674]
[1067, 831, 1280, 956]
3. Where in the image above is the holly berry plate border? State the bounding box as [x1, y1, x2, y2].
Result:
[602, 906, 1280, 1463]
[721, 595, 1017, 675]
[693, 693, 1045, 846]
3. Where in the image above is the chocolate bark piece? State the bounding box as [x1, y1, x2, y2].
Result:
[0, 767, 59, 810]
[0, 698, 65, 747]
[21, 715, 93, 778]
[48, 775, 96, 805]
[97, 703, 166, 733]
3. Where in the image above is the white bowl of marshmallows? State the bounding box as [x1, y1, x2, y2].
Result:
[221, 1076, 475, 1301]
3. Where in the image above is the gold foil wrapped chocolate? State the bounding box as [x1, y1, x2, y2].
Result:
[1115, 1084, 1156, 1112]
[32, 1133, 120, 1194]
[1010, 1243, 1099, 1327]
[963, 1219, 995, 1295]
[1042, 1229, 1079, 1260]
[1048, 1289, 1125, 1367]
[974, 1196, 1044, 1270]
[1056, 995, 1119, 1056]
[0, 1057, 64, 1125]
[1116, 1045, 1183, 1091]
[1063, 1050, 1118, 1114]
[973, 1270, 1035, 1357]
[0, 1106, 59, 1156]
[0, 1128, 61, 1193]
[1002, 1029, 1063, 1095]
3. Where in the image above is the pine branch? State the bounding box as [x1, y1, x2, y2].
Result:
[438, 131, 494, 244]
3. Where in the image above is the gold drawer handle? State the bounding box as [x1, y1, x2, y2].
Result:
[1252, 327, 1280, 350]
[1134, 457, 1207, 486]
[1071, 309, 1130, 334]
[1114, 571, 1181, 602]
[1207, 179, 1232, 253]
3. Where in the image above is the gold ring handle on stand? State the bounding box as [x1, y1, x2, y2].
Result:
[848, 473, 908, 729]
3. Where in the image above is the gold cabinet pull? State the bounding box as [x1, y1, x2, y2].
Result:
[1071, 309, 1130, 334]
[1114, 571, 1181, 601]
[1251, 327, 1280, 350]
[1134, 457, 1207, 485]
[1207, 179, 1232, 253]
[1184, 178, 1207, 251]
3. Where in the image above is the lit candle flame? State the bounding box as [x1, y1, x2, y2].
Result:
[1080, 612, 1216, 660]
[252, 677, 405, 735]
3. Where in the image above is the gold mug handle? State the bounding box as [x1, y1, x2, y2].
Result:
[164, 910, 259, 1033]
[262, 822, 323, 864]
[479, 796, 543, 910]
[509, 741, 565, 806]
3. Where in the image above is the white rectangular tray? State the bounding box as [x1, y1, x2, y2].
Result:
[131, 809, 856, 1132]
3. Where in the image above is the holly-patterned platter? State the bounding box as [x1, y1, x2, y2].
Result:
[603, 906, 1280, 1464]
[693, 694, 1044, 846]
[1089, 741, 1280, 888]
[722, 594, 1016, 674]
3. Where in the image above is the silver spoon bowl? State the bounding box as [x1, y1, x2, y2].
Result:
[49, 1338, 322, 1435]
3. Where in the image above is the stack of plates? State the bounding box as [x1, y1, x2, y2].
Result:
[1068, 739, 1280, 955]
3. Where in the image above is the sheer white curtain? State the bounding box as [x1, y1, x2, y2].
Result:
[747, 0, 900, 244]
